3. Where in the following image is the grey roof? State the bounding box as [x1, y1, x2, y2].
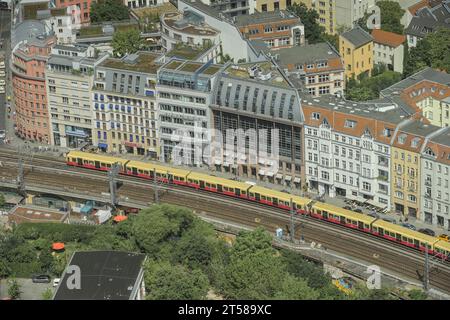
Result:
[54, 251, 145, 300]
[341, 26, 373, 48]
[430, 127, 450, 147]
[178, 0, 222, 20]
[234, 10, 299, 27]
[272, 42, 341, 68]
[47, 55, 81, 67]
[301, 94, 412, 124]
[400, 119, 441, 137]
[380, 67, 450, 96]
[54, 44, 88, 53]
[405, 0, 450, 37]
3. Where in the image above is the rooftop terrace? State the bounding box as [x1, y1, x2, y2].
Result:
[224, 61, 291, 88]
[165, 44, 209, 60]
[99, 53, 160, 74]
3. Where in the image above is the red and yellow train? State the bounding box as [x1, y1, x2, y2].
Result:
[66, 151, 450, 261]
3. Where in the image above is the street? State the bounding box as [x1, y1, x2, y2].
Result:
[0, 8, 11, 135]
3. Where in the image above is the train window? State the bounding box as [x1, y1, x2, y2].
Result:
[402, 236, 407, 242]
[352, 220, 357, 225]
[212, 184, 216, 188]
[364, 224, 369, 229]
[107, 164, 111, 168]
[179, 177, 184, 181]
[242, 191, 246, 195]
[144, 171, 149, 175]
[229, 188, 234, 192]
[206, 183, 210, 187]
[249, 192, 254, 197]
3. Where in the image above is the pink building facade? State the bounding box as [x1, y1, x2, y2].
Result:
[53, 0, 92, 24]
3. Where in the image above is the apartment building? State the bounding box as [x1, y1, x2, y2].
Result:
[156, 59, 224, 163]
[381, 67, 450, 128]
[211, 61, 304, 188]
[405, 0, 450, 48]
[371, 29, 406, 73]
[160, 10, 221, 51]
[11, 20, 56, 144]
[390, 120, 439, 220]
[92, 52, 161, 158]
[421, 127, 450, 230]
[38, 8, 78, 44]
[124, 0, 168, 8]
[302, 95, 408, 209]
[340, 26, 373, 80]
[268, 42, 344, 97]
[201, 0, 255, 16]
[235, 10, 305, 49]
[51, 0, 92, 24]
[335, 0, 376, 31]
[46, 45, 107, 148]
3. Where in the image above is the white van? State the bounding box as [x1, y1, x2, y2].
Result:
[53, 278, 61, 287]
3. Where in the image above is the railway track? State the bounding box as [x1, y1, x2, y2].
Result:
[0, 149, 449, 293]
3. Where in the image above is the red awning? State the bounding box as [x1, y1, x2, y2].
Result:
[113, 215, 128, 222]
[52, 242, 65, 250]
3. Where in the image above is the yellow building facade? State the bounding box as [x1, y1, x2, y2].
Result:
[339, 26, 373, 80]
[391, 145, 421, 219]
[417, 96, 450, 128]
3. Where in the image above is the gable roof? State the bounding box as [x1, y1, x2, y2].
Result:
[341, 26, 373, 48]
[371, 29, 406, 47]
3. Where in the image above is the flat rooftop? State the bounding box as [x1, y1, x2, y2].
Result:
[163, 12, 218, 36]
[161, 59, 222, 76]
[224, 61, 291, 88]
[99, 52, 160, 74]
[54, 251, 146, 300]
[165, 45, 208, 60]
[273, 42, 341, 67]
[9, 205, 68, 223]
[234, 10, 299, 26]
[78, 22, 139, 38]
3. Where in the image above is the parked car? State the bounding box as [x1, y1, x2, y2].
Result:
[343, 206, 352, 210]
[401, 223, 417, 231]
[53, 278, 61, 287]
[438, 234, 450, 242]
[32, 274, 51, 283]
[354, 208, 363, 213]
[418, 228, 435, 237]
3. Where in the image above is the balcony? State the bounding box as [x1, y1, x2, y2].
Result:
[377, 175, 388, 182]
[425, 180, 432, 186]
[378, 160, 389, 167]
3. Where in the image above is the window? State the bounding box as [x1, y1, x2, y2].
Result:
[344, 119, 357, 128]
[312, 112, 320, 120]
[261, 4, 267, 11]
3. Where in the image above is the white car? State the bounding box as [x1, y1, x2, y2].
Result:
[53, 278, 61, 287]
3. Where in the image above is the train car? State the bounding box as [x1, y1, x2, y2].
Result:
[291, 195, 313, 214]
[186, 172, 251, 198]
[125, 161, 190, 185]
[66, 151, 128, 172]
[433, 240, 450, 261]
[310, 202, 375, 232]
[248, 186, 292, 210]
[371, 219, 438, 253]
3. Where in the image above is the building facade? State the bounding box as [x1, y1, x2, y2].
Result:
[371, 29, 406, 74]
[340, 26, 373, 80]
[52, 0, 92, 24]
[421, 127, 450, 230]
[46, 45, 107, 148]
[156, 59, 223, 163]
[92, 52, 160, 158]
[11, 21, 56, 143]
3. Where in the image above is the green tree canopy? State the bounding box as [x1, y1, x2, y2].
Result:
[345, 70, 402, 101]
[90, 0, 129, 23]
[111, 29, 144, 58]
[8, 279, 21, 300]
[144, 260, 209, 300]
[378, 1, 405, 35]
[404, 27, 450, 77]
[0, 193, 5, 207]
[288, 3, 325, 44]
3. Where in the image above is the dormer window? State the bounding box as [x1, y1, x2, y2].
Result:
[383, 128, 392, 137]
[398, 134, 406, 144]
[411, 137, 420, 148]
[306, 64, 314, 69]
[344, 119, 357, 128]
[312, 112, 320, 120]
[425, 148, 435, 157]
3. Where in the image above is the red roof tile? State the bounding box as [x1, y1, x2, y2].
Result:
[371, 29, 406, 48]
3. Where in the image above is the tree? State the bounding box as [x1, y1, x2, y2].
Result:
[0, 193, 5, 207]
[404, 27, 450, 77]
[408, 289, 428, 300]
[90, 0, 129, 23]
[274, 275, 319, 300]
[144, 260, 209, 300]
[378, 1, 405, 35]
[8, 279, 21, 300]
[111, 29, 144, 58]
[288, 3, 325, 44]
[345, 70, 402, 101]
[345, 86, 376, 101]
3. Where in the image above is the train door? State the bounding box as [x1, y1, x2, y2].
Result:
[132, 167, 138, 175]
[255, 193, 261, 201]
[395, 233, 401, 241]
[358, 221, 364, 229]
[168, 174, 174, 184]
[235, 188, 240, 197]
[378, 228, 384, 236]
[322, 211, 328, 219]
[217, 184, 223, 192]
[200, 180, 205, 189]
[413, 239, 419, 248]
[273, 198, 278, 206]
[94, 161, 100, 169]
[77, 158, 83, 166]
[340, 216, 346, 224]
[150, 170, 155, 180]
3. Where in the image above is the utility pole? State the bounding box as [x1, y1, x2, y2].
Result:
[290, 199, 295, 243]
[108, 162, 121, 209]
[424, 247, 430, 292]
[153, 169, 159, 204]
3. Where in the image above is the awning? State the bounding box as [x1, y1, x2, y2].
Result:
[52, 243, 65, 250]
[285, 176, 292, 181]
[266, 171, 274, 177]
[214, 159, 222, 165]
[276, 173, 283, 179]
[223, 162, 230, 167]
[294, 177, 301, 183]
[258, 158, 266, 165]
[346, 194, 366, 203]
[367, 199, 387, 209]
[113, 215, 128, 222]
[258, 169, 265, 175]
[98, 143, 108, 149]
